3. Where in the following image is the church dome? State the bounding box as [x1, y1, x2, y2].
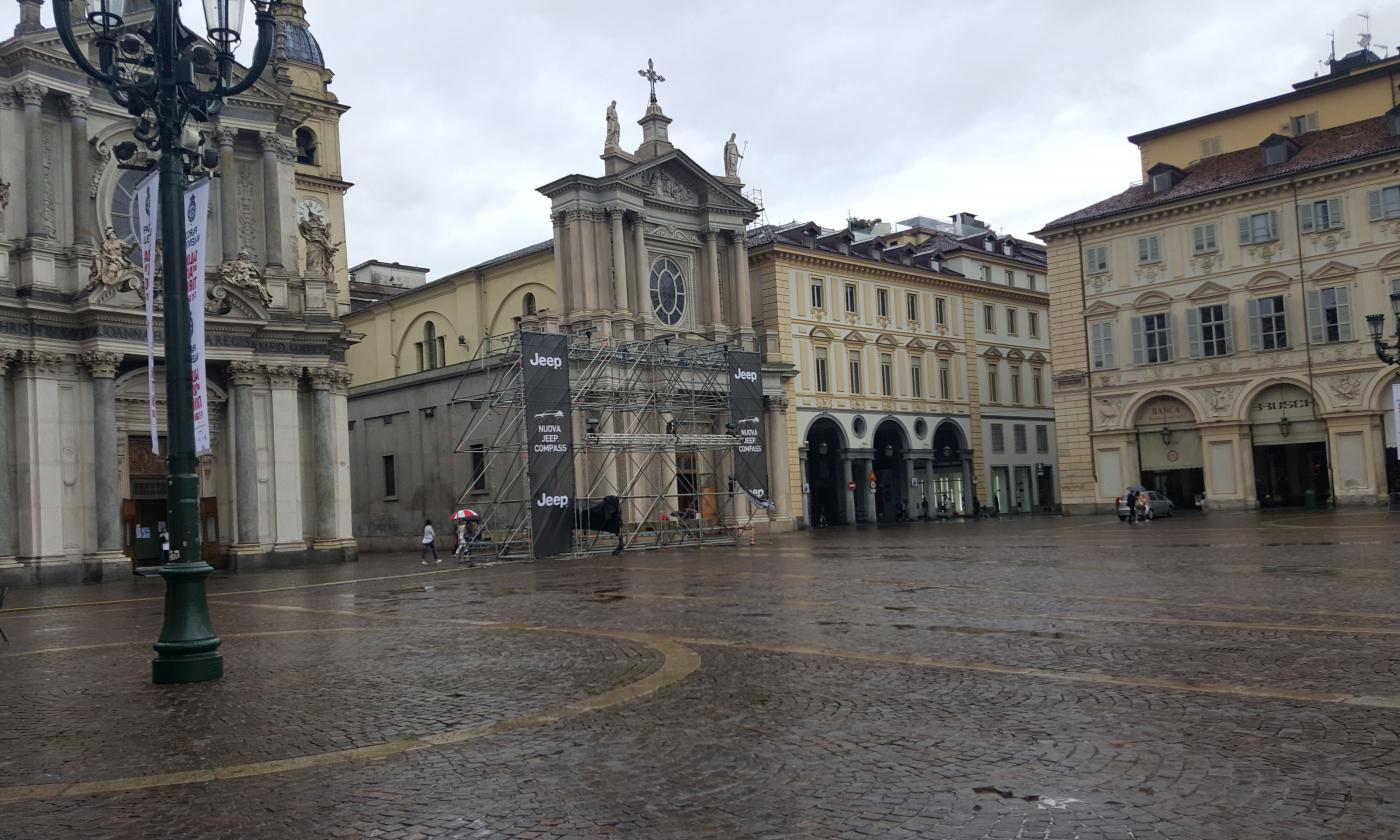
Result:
[276, 19, 324, 67]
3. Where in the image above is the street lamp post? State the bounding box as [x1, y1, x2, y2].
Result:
[1367, 292, 1400, 366]
[53, 0, 280, 684]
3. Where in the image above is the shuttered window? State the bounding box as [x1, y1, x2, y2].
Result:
[1090, 321, 1115, 370]
[1137, 235, 1161, 264]
[1085, 246, 1109, 274]
[1238, 211, 1279, 245]
[991, 423, 1005, 453]
[1246, 296, 1288, 351]
[1298, 198, 1344, 233]
[1192, 223, 1217, 254]
[1368, 186, 1400, 221]
[1131, 313, 1173, 364]
[1306, 287, 1352, 343]
[1187, 303, 1233, 358]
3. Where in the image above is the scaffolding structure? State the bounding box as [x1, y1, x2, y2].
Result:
[452, 330, 757, 559]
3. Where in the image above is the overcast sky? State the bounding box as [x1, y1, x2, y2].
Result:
[5, 2, 1388, 279]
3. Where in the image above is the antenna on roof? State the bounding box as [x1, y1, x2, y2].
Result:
[1359, 13, 1372, 50]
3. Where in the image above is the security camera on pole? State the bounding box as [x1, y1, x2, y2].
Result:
[53, 0, 281, 684]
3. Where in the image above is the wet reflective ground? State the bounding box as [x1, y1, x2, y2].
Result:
[5, 510, 1400, 838]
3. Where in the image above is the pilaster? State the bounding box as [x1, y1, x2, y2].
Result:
[0, 350, 17, 565]
[14, 350, 68, 564]
[228, 361, 262, 548]
[265, 364, 305, 550]
[81, 351, 126, 569]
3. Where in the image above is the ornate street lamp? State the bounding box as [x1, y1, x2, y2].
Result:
[1366, 292, 1400, 365]
[54, 0, 280, 684]
[1278, 416, 1291, 438]
[1159, 426, 1174, 446]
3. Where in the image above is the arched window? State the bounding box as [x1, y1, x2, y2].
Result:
[523, 293, 537, 317]
[649, 256, 687, 326]
[424, 321, 438, 369]
[295, 126, 318, 166]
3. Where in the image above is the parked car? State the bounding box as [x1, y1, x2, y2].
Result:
[1115, 490, 1175, 521]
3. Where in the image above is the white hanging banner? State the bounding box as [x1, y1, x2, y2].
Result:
[136, 170, 160, 456]
[1392, 384, 1400, 462]
[184, 179, 212, 455]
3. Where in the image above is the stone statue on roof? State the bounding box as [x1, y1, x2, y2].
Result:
[605, 100, 620, 150]
[724, 133, 743, 180]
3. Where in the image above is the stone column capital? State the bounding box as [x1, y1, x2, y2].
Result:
[551, 211, 566, 228]
[20, 350, 67, 376]
[13, 80, 46, 107]
[62, 94, 91, 117]
[605, 206, 628, 222]
[228, 360, 262, 386]
[265, 364, 304, 388]
[259, 131, 282, 153]
[0, 349, 16, 376]
[214, 127, 238, 147]
[763, 394, 787, 413]
[307, 366, 340, 391]
[727, 228, 749, 247]
[80, 351, 123, 378]
[275, 138, 298, 163]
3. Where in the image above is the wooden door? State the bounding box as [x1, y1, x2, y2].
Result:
[200, 497, 223, 568]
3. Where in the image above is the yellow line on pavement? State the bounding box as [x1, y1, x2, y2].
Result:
[0, 626, 371, 658]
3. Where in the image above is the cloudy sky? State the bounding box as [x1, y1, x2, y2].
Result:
[5, 2, 1388, 278]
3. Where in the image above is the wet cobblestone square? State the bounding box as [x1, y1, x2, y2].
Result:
[5, 511, 1400, 838]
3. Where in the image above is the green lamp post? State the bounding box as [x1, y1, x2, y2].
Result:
[52, 0, 280, 683]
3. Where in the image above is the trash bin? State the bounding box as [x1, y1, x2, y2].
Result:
[1303, 489, 1317, 509]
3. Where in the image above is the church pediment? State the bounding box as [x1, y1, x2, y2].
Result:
[620, 151, 755, 215]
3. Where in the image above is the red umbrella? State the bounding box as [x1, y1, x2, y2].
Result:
[450, 508, 480, 520]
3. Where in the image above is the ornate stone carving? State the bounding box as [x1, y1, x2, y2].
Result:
[265, 365, 304, 388]
[646, 223, 698, 244]
[81, 351, 123, 378]
[1204, 385, 1236, 415]
[213, 127, 237, 147]
[1089, 274, 1113, 293]
[1191, 254, 1217, 274]
[88, 227, 144, 293]
[1134, 263, 1162, 283]
[1307, 230, 1349, 253]
[13, 80, 45, 107]
[642, 169, 697, 205]
[298, 211, 339, 282]
[228, 360, 262, 386]
[0, 179, 8, 230]
[62, 94, 90, 117]
[40, 121, 57, 237]
[307, 366, 350, 392]
[724, 133, 743, 180]
[1246, 242, 1281, 263]
[1096, 397, 1122, 429]
[259, 131, 282, 154]
[218, 248, 273, 307]
[21, 350, 67, 376]
[1327, 373, 1364, 405]
[0, 348, 16, 375]
[604, 100, 620, 150]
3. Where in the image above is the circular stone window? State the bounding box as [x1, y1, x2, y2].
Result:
[914, 418, 928, 439]
[852, 415, 867, 438]
[649, 256, 687, 326]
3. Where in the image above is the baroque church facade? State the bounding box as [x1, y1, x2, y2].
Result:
[0, 0, 356, 584]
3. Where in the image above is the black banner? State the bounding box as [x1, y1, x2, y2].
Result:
[522, 332, 575, 558]
[728, 350, 772, 510]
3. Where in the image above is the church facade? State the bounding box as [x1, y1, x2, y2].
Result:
[0, 0, 356, 584]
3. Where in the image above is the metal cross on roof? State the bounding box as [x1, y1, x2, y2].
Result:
[638, 58, 665, 103]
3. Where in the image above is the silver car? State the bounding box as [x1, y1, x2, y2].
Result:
[1116, 490, 1175, 521]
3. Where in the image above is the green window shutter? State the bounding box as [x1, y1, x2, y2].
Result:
[1326, 197, 1343, 230]
[1130, 317, 1144, 365]
[1298, 203, 1315, 233]
[1193, 226, 1204, 253]
[1246, 298, 1261, 351]
[1103, 323, 1115, 369]
[1222, 303, 1235, 355]
[1370, 190, 1384, 221]
[1336, 286, 1352, 341]
[1238, 216, 1252, 245]
[1162, 314, 1175, 362]
[1266, 210, 1279, 240]
[1306, 289, 1324, 344]
[1186, 308, 1202, 359]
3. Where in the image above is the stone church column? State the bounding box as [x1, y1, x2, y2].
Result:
[0, 351, 16, 564]
[82, 352, 125, 564]
[551, 211, 572, 314]
[229, 361, 261, 547]
[266, 365, 304, 549]
[578, 209, 599, 312]
[608, 207, 629, 313]
[703, 228, 722, 330]
[18, 81, 47, 238]
[631, 213, 650, 325]
[216, 128, 240, 262]
[731, 229, 753, 346]
[65, 95, 94, 246]
[765, 395, 790, 521]
[259, 132, 284, 268]
[331, 369, 354, 546]
[14, 351, 67, 562]
[308, 367, 339, 545]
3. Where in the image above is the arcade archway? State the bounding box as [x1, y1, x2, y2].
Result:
[804, 418, 849, 526]
[1133, 395, 1204, 509]
[872, 419, 908, 522]
[1249, 383, 1329, 508]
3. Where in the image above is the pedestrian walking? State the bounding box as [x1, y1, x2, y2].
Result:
[159, 527, 170, 563]
[1125, 488, 1138, 524]
[453, 519, 473, 564]
[420, 519, 439, 564]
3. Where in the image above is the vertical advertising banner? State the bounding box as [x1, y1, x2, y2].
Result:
[135, 171, 160, 455]
[522, 332, 575, 558]
[728, 350, 772, 510]
[1393, 384, 1400, 462]
[184, 180, 212, 455]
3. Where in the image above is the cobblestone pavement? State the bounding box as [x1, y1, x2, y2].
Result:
[5, 511, 1400, 838]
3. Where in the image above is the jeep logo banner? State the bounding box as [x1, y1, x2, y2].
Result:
[522, 332, 575, 558]
[728, 350, 771, 509]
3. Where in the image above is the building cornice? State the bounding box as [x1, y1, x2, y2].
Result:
[752, 245, 1049, 305]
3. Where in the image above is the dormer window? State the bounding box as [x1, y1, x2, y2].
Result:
[1259, 134, 1299, 166]
[983, 239, 994, 252]
[1147, 163, 1185, 194]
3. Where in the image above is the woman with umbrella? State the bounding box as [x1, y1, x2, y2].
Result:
[450, 508, 480, 563]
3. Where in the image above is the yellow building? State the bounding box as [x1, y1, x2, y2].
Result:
[751, 216, 1056, 524]
[1040, 48, 1400, 513]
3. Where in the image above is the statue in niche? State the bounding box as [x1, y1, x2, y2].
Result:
[605, 100, 620, 149]
[88, 226, 143, 292]
[298, 211, 339, 282]
[219, 248, 273, 307]
[0, 179, 9, 230]
[724, 133, 743, 179]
